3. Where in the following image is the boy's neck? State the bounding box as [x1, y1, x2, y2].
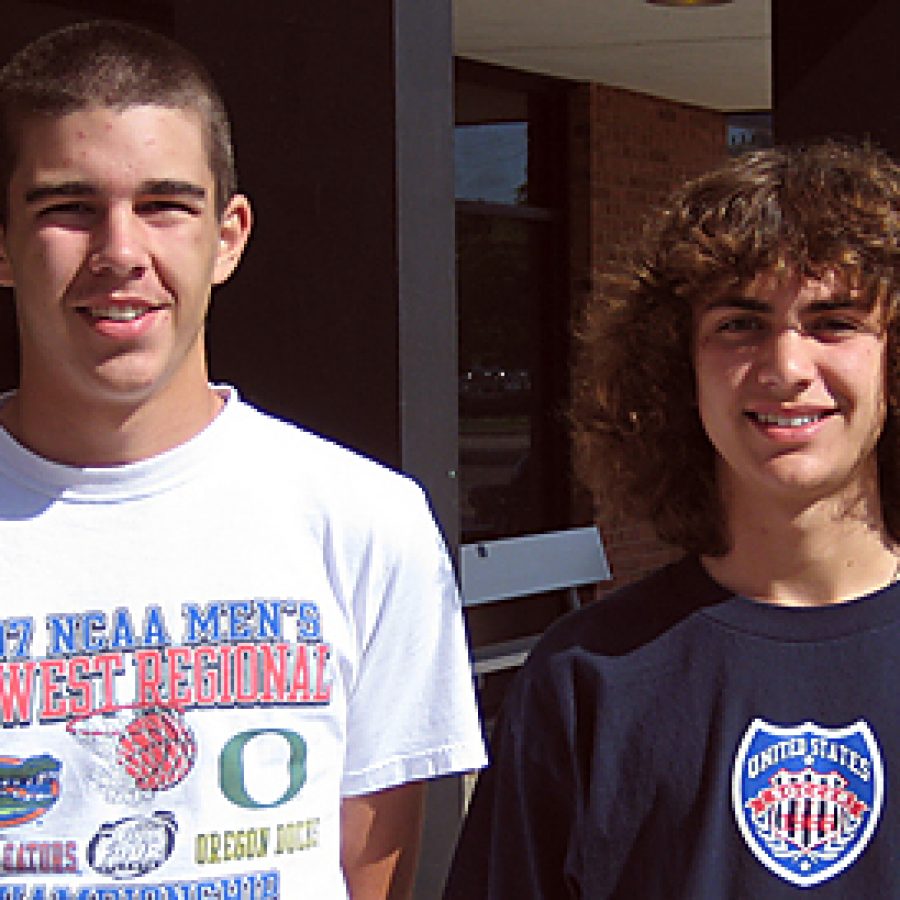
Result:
[0, 381, 225, 467]
[702, 478, 898, 607]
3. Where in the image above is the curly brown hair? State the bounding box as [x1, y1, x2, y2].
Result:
[572, 141, 900, 556]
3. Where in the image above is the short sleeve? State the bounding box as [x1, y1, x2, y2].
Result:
[443, 663, 580, 899]
[340, 483, 486, 796]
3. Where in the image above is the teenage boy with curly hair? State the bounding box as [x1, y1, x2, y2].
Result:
[445, 141, 900, 897]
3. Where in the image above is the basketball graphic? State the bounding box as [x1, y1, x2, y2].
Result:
[117, 706, 196, 791]
[67, 704, 197, 804]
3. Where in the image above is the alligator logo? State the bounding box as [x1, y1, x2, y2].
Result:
[0, 755, 61, 827]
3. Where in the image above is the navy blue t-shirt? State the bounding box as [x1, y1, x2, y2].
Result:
[445, 556, 898, 898]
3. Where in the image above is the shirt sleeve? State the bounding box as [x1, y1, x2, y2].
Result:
[340, 481, 486, 796]
[443, 660, 581, 899]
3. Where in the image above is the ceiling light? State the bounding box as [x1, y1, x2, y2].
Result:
[646, 0, 733, 6]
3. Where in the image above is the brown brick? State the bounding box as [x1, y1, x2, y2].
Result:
[569, 82, 726, 588]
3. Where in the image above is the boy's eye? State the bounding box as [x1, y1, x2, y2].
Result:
[37, 201, 95, 218]
[808, 317, 862, 336]
[715, 315, 764, 334]
[137, 199, 198, 216]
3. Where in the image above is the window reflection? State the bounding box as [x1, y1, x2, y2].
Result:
[457, 214, 546, 540]
[454, 121, 528, 205]
[728, 112, 773, 155]
[455, 62, 566, 544]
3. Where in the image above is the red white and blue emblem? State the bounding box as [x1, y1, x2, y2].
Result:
[732, 719, 883, 888]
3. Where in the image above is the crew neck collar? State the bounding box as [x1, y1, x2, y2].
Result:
[0, 385, 240, 502]
[673, 555, 900, 641]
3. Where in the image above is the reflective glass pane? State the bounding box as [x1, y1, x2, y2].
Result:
[727, 112, 773, 155]
[458, 213, 548, 541]
[455, 122, 528, 205]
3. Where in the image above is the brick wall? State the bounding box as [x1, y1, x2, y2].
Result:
[569, 82, 727, 591]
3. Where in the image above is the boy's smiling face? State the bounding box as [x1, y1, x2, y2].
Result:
[693, 267, 888, 508]
[0, 104, 249, 415]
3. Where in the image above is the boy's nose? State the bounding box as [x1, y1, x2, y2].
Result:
[756, 327, 816, 393]
[88, 208, 148, 278]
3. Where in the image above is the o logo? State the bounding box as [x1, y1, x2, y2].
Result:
[219, 729, 307, 809]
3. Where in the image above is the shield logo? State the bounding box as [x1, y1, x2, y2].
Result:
[732, 719, 884, 888]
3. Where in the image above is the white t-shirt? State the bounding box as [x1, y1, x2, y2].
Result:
[0, 389, 485, 898]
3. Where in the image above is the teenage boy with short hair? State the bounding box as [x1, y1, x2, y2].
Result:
[0, 20, 484, 898]
[445, 142, 900, 897]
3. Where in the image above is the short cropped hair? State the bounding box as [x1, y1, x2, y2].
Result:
[0, 19, 236, 221]
[572, 141, 900, 555]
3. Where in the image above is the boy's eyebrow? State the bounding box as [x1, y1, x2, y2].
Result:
[139, 179, 207, 200]
[23, 179, 207, 204]
[805, 298, 865, 312]
[23, 182, 97, 204]
[698, 296, 862, 314]
[698, 296, 770, 314]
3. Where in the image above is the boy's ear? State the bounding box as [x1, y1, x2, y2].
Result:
[212, 194, 252, 286]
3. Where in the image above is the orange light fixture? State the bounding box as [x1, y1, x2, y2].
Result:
[646, 0, 733, 6]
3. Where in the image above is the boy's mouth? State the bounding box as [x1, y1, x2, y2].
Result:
[745, 410, 834, 427]
[83, 305, 155, 322]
